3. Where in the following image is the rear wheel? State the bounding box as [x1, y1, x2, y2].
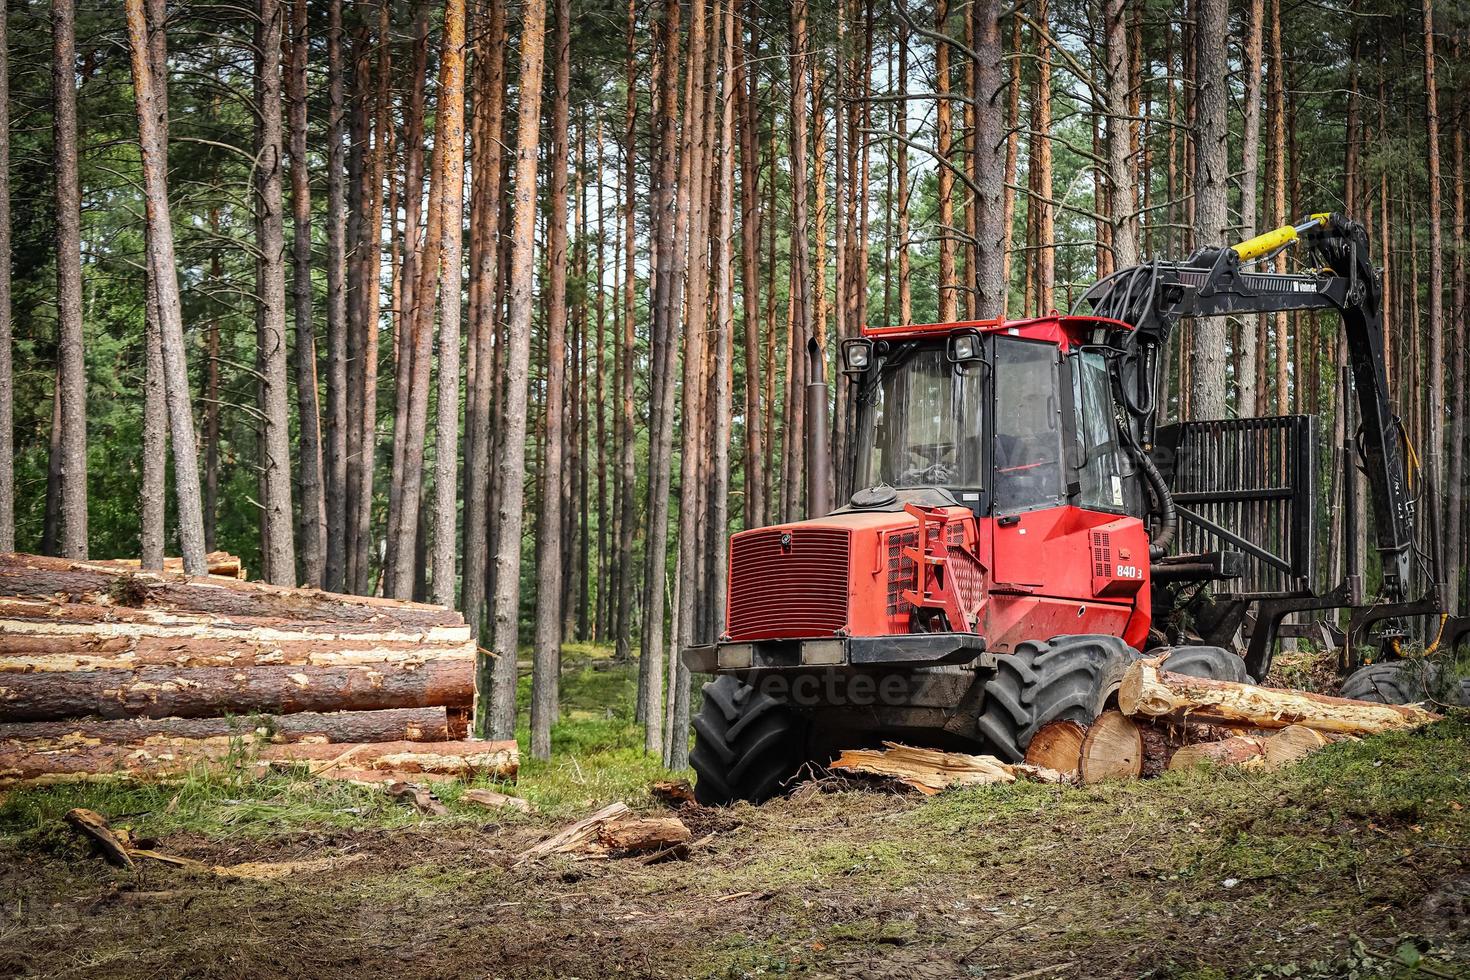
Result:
[690, 675, 809, 806]
[1154, 645, 1251, 683]
[1339, 661, 1436, 704]
[975, 635, 1136, 762]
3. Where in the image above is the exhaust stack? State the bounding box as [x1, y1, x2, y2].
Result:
[805, 338, 833, 517]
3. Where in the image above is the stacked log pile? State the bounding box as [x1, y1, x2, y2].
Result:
[0, 553, 516, 789]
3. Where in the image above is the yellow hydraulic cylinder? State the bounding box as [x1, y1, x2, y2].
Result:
[1231, 212, 1333, 262]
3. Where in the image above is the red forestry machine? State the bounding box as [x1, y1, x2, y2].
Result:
[683, 213, 1468, 805]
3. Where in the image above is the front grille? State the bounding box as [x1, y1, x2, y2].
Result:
[885, 530, 919, 615]
[728, 527, 851, 640]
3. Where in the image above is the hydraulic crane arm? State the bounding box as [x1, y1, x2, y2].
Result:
[1079, 213, 1418, 606]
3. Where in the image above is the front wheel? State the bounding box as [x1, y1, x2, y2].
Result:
[975, 634, 1136, 762]
[690, 675, 809, 806]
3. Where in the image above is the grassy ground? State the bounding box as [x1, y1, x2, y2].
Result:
[1, 647, 1467, 979]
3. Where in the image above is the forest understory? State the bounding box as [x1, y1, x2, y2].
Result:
[1, 649, 1467, 980]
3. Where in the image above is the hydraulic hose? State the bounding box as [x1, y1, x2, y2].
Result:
[1123, 429, 1176, 560]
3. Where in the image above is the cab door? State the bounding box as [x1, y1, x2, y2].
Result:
[989, 337, 1067, 589]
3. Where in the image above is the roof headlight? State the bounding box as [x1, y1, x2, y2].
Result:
[948, 331, 983, 363]
[841, 338, 874, 377]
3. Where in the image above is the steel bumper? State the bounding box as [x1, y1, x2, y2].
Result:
[680, 633, 987, 674]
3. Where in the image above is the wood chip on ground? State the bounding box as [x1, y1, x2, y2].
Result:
[829, 742, 1065, 795]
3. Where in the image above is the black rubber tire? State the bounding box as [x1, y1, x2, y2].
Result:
[1153, 645, 1251, 683]
[690, 675, 809, 806]
[974, 634, 1136, 763]
[1339, 661, 1437, 704]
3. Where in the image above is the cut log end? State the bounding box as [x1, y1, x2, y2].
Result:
[1024, 720, 1086, 778]
[1078, 710, 1143, 784]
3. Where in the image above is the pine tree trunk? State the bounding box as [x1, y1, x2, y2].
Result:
[1102, 0, 1137, 270]
[667, 0, 714, 762]
[1001, 13, 1019, 316]
[429, 0, 468, 608]
[323, 0, 349, 594]
[734, 12, 764, 533]
[1449, 102, 1466, 610]
[0, 2, 10, 553]
[637, 0, 685, 755]
[1420, 0, 1445, 552]
[1188, 0, 1229, 420]
[287, 0, 325, 588]
[592, 120, 609, 642]
[139, 0, 167, 572]
[896, 17, 912, 324]
[681, 0, 737, 771]
[788, 0, 812, 512]
[1269, 0, 1288, 414]
[480, 0, 548, 741]
[462, 2, 506, 640]
[52, 0, 87, 559]
[1033, 0, 1054, 313]
[203, 218, 222, 553]
[1237, 0, 1263, 416]
[613, 0, 639, 664]
[255, 0, 297, 585]
[935, 0, 956, 322]
[531, 0, 571, 760]
[124, 0, 208, 576]
[972, 0, 1006, 316]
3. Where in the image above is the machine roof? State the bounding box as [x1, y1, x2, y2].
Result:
[860, 314, 1136, 350]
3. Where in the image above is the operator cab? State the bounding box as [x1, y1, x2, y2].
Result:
[842, 316, 1139, 520]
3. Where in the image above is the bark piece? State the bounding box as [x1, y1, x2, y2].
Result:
[517, 801, 630, 861]
[0, 661, 472, 722]
[0, 707, 459, 746]
[596, 816, 691, 854]
[649, 779, 695, 807]
[1078, 711, 1143, 784]
[829, 741, 1062, 795]
[1024, 720, 1086, 778]
[1119, 661, 1442, 735]
[1167, 735, 1267, 771]
[385, 780, 447, 816]
[129, 848, 207, 871]
[64, 807, 134, 868]
[462, 788, 532, 813]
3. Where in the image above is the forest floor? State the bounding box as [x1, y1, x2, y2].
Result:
[2, 647, 1468, 980]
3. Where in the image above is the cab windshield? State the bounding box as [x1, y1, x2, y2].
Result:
[858, 345, 985, 489]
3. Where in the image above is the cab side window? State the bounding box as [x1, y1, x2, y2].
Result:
[1071, 351, 1125, 511]
[992, 338, 1064, 513]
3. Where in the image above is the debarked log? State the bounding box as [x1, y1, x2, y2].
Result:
[0, 620, 472, 672]
[257, 739, 519, 779]
[0, 706, 461, 745]
[91, 552, 245, 580]
[0, 553, 463, 629]
[1118, 660, 1442, 734]
[0, 661, 473, 722]
[0, 736, 518, 789]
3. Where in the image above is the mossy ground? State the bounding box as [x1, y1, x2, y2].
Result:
[2, 646, 1467, 978]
